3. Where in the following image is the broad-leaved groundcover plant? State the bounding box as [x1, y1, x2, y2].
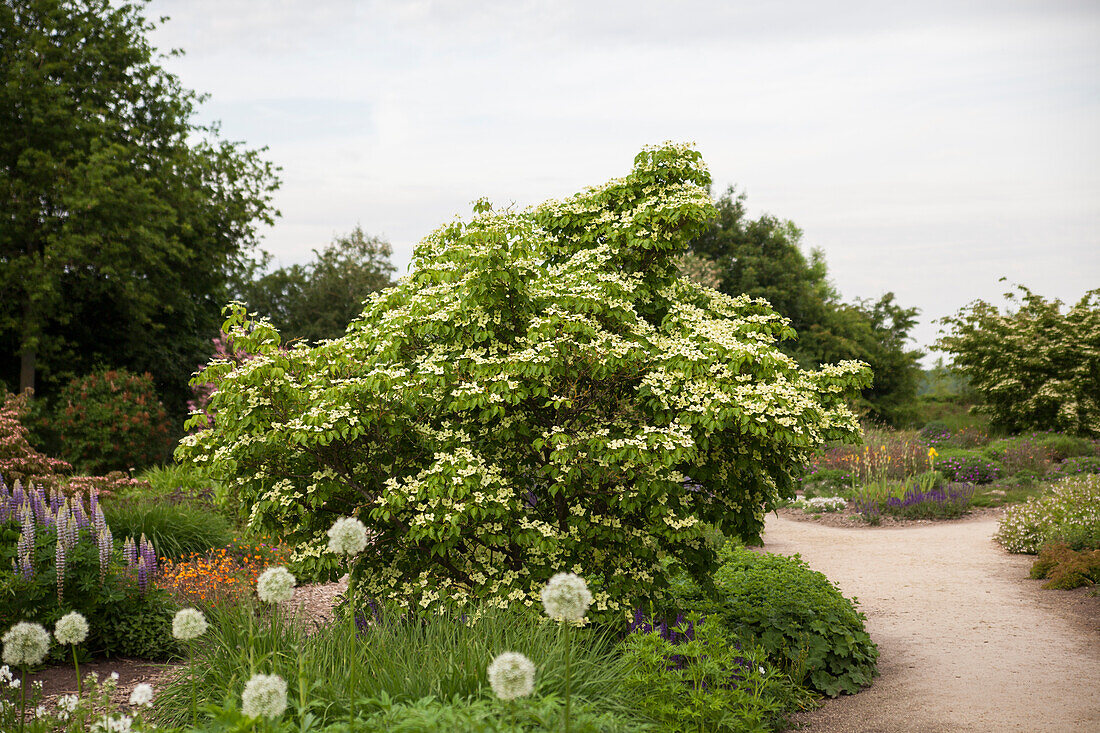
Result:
[178, 143, 870, 616]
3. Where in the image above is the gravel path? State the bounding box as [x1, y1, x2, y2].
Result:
[764, 513, 1100, 733]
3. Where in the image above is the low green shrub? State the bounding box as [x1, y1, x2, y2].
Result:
[995, 475, 1100, 554]
[679, 545, 877, 697]
[53, 369, 173, 474]
[935, 449, 1001, 484]
[1040, 434, 1097, 461]
[102, 500, 233, 561]
[917, 421, 951, 445]
[621, 619, 811, 732]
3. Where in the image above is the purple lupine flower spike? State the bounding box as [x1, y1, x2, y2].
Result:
[137, 556, 148, 595]
[98, 526, 112, 583]
[17, 505, 35, 579]
[56, 517, 67, 601]
[140, 534, 157, 579]
[13, 480, 25, 513]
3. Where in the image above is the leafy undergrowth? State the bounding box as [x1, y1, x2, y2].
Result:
[1029, 542, 1100, 590]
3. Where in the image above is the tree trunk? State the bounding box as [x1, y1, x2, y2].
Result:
[18, 297, 37, 396]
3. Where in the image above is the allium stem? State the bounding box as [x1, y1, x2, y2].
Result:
[73, 645, 81, 697]
[18, 665, 27, 733]
[189, 639, 196, 727]
[563, 622, 573, 733]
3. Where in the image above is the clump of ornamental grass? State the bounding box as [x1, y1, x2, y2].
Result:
[152, 599, 638, 729]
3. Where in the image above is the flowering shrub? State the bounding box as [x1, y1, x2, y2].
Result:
[0, 480, 176, 659]
[158, 540, 289, 607]
[179, 143, 869, 616]
[812, 431, 928, 486]
[936, 451, 1001, 484]
[1052, 455, 1100, 478]
[54, 369, 171, 474]
[995, 475, 1100, 554]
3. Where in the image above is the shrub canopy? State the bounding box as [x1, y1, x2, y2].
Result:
[179, 143, 869, 616]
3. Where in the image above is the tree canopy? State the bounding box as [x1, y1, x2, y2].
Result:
[937, 284, 1100, 436]
[232, 226, 396, 344]
[686, 188, 922, 425]
[0, 0, 280, 411]
[179, 144, 870, 616]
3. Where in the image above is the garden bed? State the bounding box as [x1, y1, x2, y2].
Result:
[776, 501, 1005, 529]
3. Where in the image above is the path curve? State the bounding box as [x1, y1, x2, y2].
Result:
[762, 514, 1100, 733]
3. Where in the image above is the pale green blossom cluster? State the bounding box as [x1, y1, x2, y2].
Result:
[178, 142, 869, 616]
[995, 475, 1100, 554]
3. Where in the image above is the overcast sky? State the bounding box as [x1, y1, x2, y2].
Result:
[147, 0, 1100, 363]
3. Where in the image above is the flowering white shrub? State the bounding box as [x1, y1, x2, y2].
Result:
[54, 611, 89, 646]
[795, 496, 847, 513]
[256, 566, 296, 604]
[172, 608, 208, 640]
[241, 673, 287, 719]
[995, 475, 1100, 554]
[541, 573, 593, 622]
[179, 143, 869, 614]
[2, 621, 50, 666]
[487, 651, 536, 700]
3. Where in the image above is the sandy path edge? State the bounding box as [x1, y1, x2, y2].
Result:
[762, 514, 1100, 733]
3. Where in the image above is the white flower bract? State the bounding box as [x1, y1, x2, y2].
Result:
[241, 673, 287, 719]
[2, 621, 50, 666]
[540, 573, 593, 622]
[256, 566, 296, 604]
[487, 651, 536, 700]
[54, 611, 89, 646]
[327, 516, 369, 556]
[172, 608, 208, 640]
[128, 682, 154, 707]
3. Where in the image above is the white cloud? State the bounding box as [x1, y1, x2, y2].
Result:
[147, 0, 1100, 360]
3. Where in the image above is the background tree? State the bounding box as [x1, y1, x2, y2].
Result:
[0, 0, 280, 417]
[233, 226, 396, 343]
[937, 284, 1100, 436]
[686, 188, 923, 425]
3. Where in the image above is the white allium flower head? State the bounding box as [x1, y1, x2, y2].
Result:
[54, 611, 90, 646]
[540, 573, 593, 623]
[2, 621, 51, 666]
[256, 566, 296, 604]
[172, 608, 208, 640]
[487, 651, 536, 700]
[241, 673, 287, 719]
[128, 682, 154, 707]
[327, 516, 369, 556]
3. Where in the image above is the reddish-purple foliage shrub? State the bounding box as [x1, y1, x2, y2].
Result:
[55, 369, 171, 473]
[0, 392, 71, 490]
[998, 436, 1054, 476]
[1029, 541, 1100, 590]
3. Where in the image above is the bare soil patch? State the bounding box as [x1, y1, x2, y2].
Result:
[765, 514, 1100, 732]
